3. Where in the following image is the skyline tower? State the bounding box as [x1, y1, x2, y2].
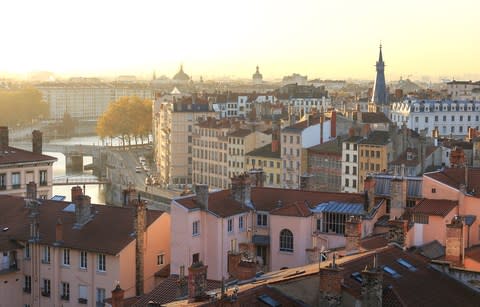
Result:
[371, 44, 388, 105]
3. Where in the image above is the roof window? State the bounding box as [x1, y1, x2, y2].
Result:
[383, 265, 401, 278]
[351, 272, 363, 283]
[396, 258, 417, 271]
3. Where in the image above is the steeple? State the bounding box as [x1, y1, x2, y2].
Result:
[371, 44, 388, 106]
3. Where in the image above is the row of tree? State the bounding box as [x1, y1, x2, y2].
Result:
[0, 88, 49, 126]
[96, 96, 152, 147]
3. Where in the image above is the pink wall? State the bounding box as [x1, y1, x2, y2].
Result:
[422, 176, 460, 201]
[0, 263, 23, 307]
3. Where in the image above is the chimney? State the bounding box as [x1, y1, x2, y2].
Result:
[55, 218, 63, 244]
[0, 126, 8, 148]
[134, 197, 147, 296]
[345, 216, 362, 255]
[26, 182, 37, 199]
[361, 254, 383, 307]
[194, 184, 209, 210]
[188, 262, 208, 302]
[363, 176, 376, 212]
[111, 284, 125, 307]
[71, 186, 83, 202]
[231, 173, 252, 207]
[445, 216, 464, 265]
[32, 130, 43, 154]
[177, 265, 188, 298]
[386, 219, 409, 247]
[74, 195, 92, 229]
[248, 169, 264, 187]
[123, 187, 137, 206]
[331, 110, 337, 138]
[319, 254, 343, 306]
[389, 177, 407, 219]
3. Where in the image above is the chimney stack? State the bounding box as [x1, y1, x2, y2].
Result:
[194, 184, 209, 210]
[71, 186, 83, 202]
[319, 255, 343, 306]
[74, 195, 92, 229]
[361, 254, 383, 307]
[445, 216, 464, 266]
[188, 263, 208, 302]
[134, 197, 147, 297]
[363, 176, 376, 212]
[248, 169, 264, 187]
[26, 182, 37, 199]
[32, 130, 43, 154]
[386, 219, 409, 247]
[345, 216, 362, 255]
[111, 284, 125, 307]
[231, 173, 252, 207]
[0, 126, 8, 148]
[330, 110, 337, 138]
[123, 187, 137, 206]
[389, 177, 407, 219]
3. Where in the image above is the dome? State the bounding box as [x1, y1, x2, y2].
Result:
[252, 65, 263, 80]
[173, 65, 190, 81]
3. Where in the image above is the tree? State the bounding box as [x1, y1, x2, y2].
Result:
[0, 87, 49, 127]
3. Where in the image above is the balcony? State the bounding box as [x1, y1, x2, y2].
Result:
[78, 298, 88, 304]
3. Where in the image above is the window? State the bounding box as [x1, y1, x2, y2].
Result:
[0, 173, 5, 190]
[24, 275, 31, 293]
[227, 218, 234, 233]
[290, 136, 293, 144]
[353, 144, 357, 150]
[383, 266, 401, 278]
[12, 172, 20, 189]
[345, 166, 350, 174]
[353, 180, 357, 188]
[79, 285, 88, 304]
[80, 251, 88, 269]
[42, 279, 51, 297]
[279, 229, 293, 252]
[239, 216, 244, 231]
[39, 170, 48, 186]
[353, 166, 357, 175]
[296, 136, 300, 144]
[96, 288, 106, 306]
[413, 214, 429, 224]
[157, 254, 165, 266]
[345, 178, 349, 187]
[61, 282, 70, 300]
[353, 155, 357, 162]
[230, 238, 237, 252]
[257, 213, 268, 226]
[396, 258, 417, 271]
[192, 220, 200, 236]
[97, 254, 106, 272]
[63, 249, 70, 266]
[346, 143, 350, 150]
[320, 212, 348, 234]
[24, 242, 30, 259]
[42, 246, 50, 263]
[346, 154, 350, 162]
[192, 253, 200, 264]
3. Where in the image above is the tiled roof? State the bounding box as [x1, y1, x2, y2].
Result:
[245, 143, 281, 159]
[0, 146, 57, 165]
[155, 264, 171, 278]
[307, 136, 345, 155]
[344, 136, 364, 143]
[359, 233, 389, 250]
[270, 201, 312, 217]
[360, 130, 391, 146]
[0, 195, 164, 255]
[424, 167, 480, 197]
[361, 112, 391, 123]
[175, 188, 366, 217]
[228, 128, 252, 137]
[131, 275, 221, 306]
[412, 199, 458, 217]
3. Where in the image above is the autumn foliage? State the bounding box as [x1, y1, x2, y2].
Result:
[0, 88, 49, 126]
[96, 96, 152, 146]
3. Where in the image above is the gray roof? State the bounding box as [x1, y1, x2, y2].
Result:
[374, 175, 423, 198]
[311, 201, 365, 215]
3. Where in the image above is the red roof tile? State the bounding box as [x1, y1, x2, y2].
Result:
[359, 234, 389, 250]
[412, 199, 458, 217]
[270, 201, 312, 217]
[425, 167, 480, 197]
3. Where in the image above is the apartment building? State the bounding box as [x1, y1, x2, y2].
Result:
[154, 97, 215, 186]
[358, 131, 393, 185]
[245, 142, 282, 188]
[0, 128, 56, 199]
[341, 136, 363, 193]
[447, 80, 480, 100]
[0, 186, 170, 307]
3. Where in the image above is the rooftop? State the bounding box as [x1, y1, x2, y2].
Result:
[412, 199, 458, 217]
[424, 167, 480, 197]
[360, 130, 391, 146]
[0, 146, 57, 165]
[361, 112, 391, 124]
[246, 143, 281, 159]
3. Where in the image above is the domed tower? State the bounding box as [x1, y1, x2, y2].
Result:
[252, 65, 263, 85]
[173, 65, 190, 84]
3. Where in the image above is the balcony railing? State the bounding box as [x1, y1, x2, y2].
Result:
[78, 298, 88, 304]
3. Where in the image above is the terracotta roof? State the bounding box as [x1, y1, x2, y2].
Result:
[424, 167, 480, 197]
[175, 188, 366, 218]
[361, 112, 391, 123]
[228, 128, 252, 137]
[0, 146, 57, 165]
[246, 143, 281, 159]
[412, 199, 458, 217]
[0, 195, 164, 255]
[131, 275, 221, 306]
[270, 201, 312, 217]
[359, 233, 389, 250]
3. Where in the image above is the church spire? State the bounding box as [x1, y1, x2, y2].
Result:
[371, 43, 387, 106]
[378, 43, 383, 63]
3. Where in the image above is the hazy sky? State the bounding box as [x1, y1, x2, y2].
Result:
[0, 0, 478, 81]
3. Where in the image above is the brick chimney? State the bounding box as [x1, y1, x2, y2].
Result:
[231, 173, 252, 207]
[194, 184, 209, 210]
[363, 176, 376, 212]
[26, 182, 37, 199]
[330, 110, 337, 138]
[71, 186, 83, 202]
[134, 197, 147, 296]
[188, 262, 208, 302]
[361, 254, 383, 307]
[319, 255, 343, 306]
[390, 177, 407, 219]
[345, 216, 362, 255]
[386, 219, 409, 247]
[111, 284, 125, 307]
[32, 130, 43, 154]
[0, 126, 8, 148]
[445, 216, 464, 265]
[248, 169, 264, 187]
[177, 265, 188, 298]
[74, 195, 92, 229]
[55, 218, 63, 244]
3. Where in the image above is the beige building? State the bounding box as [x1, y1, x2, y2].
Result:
[245, 142, 282, 187]
[0, 128, 56, 199]
[0, 187, 170, 307]
[154, 97, 215, 186]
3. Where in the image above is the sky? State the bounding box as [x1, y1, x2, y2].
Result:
[0, 0, 479, 81]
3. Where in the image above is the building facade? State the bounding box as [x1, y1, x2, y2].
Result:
[358, 131, 393, 185]
[341, 136, 363, 193]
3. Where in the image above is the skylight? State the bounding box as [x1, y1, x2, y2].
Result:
[62, 203, 75, 212]
[396, 258, 417, 271]
[351, 272, 363, 283]
[258, 294, 281, 307]
[383, 266, 401, 278]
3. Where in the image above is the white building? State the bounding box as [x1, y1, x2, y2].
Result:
[447, 80, 480, 100]
[341, 136, 363, 193]
[282, 73, 308, 86]
[390, 100, 480, 137]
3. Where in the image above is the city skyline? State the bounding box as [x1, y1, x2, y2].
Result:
[0, 0, 479, 81]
